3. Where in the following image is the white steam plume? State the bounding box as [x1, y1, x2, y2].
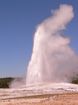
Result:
[26, 4, 78, 85]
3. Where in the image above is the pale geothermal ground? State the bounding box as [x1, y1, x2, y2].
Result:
[0, 83, 78, 105]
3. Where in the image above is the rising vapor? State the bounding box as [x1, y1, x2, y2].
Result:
[26, 4, 78, 85]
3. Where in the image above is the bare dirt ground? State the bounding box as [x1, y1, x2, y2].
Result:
[0, 93, 78, 105]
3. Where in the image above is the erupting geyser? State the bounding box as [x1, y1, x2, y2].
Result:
[26, 4, 78, 86]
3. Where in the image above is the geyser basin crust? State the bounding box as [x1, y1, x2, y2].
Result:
[26, 4, 78, 85]
[0, 83, 78, 105]
[0, 83, 78, 100]
[1, 93, 78, 105]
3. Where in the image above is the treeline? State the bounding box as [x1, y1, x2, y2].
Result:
[0, 77, 14, 88]
[71, 76, 78, 84]
[0, 77, 78, 88]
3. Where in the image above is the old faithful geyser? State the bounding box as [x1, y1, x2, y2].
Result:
[26, 4, 78, 85]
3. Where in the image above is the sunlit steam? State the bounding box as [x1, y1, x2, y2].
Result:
[26, 4, 78, 86]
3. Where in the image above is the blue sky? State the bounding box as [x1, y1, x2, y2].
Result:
[0, 0, 78, 77]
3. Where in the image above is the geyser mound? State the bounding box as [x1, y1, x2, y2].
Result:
[26, 4, 78, 86]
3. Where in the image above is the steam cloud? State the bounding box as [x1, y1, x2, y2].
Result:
[26, 4, 78, 85]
